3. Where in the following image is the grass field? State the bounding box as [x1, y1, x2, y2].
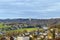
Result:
[0, 23, 43, 34]
[0, 23, 11, 28]
[6, 28, 44, 34]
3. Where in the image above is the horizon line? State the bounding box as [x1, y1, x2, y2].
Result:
[0, 17, 60, 19]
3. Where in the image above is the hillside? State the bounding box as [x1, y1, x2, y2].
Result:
[0, 18, 60, 26]
[0, 18, 60, 35]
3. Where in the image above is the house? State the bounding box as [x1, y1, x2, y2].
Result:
[17, 36, 29, 40]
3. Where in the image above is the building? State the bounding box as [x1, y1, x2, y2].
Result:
[17, 36, 29, 40]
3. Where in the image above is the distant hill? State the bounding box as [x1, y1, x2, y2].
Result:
[0, 18, 60, 26]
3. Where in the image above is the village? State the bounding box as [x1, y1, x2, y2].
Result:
[0, 23, 60, 40]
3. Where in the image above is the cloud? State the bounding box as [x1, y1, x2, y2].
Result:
[0, 0, 60, 19]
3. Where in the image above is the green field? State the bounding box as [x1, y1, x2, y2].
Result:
[0, 23, 11, 28]
[6, 28, 43, 34]
[0, 23, 43, 34]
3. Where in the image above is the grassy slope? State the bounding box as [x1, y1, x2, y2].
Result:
[0, 23, 11, 28]
[0, 23, 43, 32]
[6, 28, 43, 34]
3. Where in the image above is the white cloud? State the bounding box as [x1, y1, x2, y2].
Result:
[0, 0, 60, 19]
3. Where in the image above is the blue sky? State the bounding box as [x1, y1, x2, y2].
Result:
[0, 0, 60, 19]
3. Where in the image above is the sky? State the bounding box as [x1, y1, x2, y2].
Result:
[0, 0, 60, 19]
